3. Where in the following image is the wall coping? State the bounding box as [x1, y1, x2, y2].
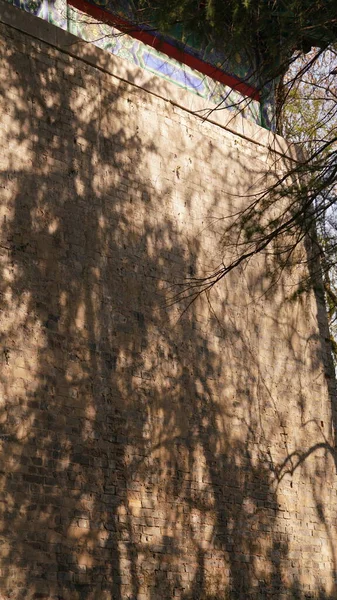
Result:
[0, 0, 300, 162]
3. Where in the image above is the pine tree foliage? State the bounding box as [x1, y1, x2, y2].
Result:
[137, 0, 337, 80]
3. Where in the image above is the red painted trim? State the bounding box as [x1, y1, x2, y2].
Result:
[68, 0, 260, 101]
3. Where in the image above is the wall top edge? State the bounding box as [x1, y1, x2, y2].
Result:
[0, 0, 300, 162]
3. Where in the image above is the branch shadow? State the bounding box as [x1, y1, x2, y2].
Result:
[0, 8, 336, 600]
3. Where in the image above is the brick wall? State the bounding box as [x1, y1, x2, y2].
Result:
[0, 3, 336, 599]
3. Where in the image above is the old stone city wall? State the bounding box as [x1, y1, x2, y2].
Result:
[0, 2, 336, 599]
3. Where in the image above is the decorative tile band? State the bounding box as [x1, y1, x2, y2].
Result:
[6, 0, 275, 128]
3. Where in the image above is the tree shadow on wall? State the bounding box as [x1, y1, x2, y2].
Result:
[0, 9, 336, 600]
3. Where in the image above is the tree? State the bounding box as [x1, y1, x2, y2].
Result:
[84, 1, 337, 349]
[132, 2, 337, 351]
[169, 46, 337, 350]
[281, 47, 337, 355]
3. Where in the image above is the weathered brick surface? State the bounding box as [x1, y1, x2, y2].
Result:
[0, 5, 336, 599]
